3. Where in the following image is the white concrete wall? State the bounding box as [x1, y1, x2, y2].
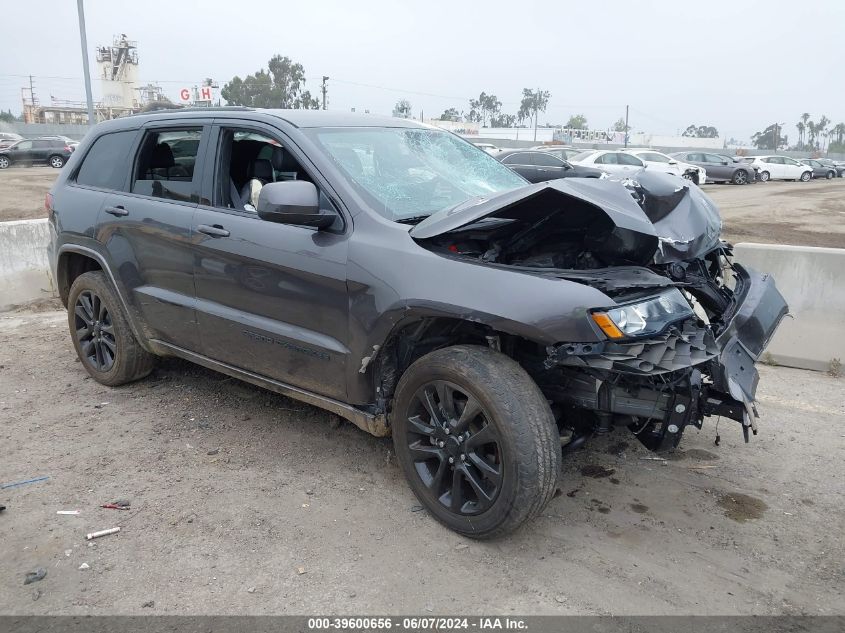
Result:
[0, 219, 55, 311]
[734, 243, 845, 372]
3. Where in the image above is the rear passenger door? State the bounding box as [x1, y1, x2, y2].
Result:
[95, 121, 211, 351]
[32, 140, 52, 164]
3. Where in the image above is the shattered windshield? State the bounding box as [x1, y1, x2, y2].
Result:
[306, 127, 526, 221]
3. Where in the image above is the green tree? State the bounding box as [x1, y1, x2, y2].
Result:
[518, 88, 551, 140]
[393, 99, 412, 119]
[566, 114, 588, 130]
[491, 113, 516, 127]
[221, 55, 320, 109]
[467, 92, 502, 127]
[613, 117, 628, 132]
[439, 107, 460, 121]
[682, 124, 719, 138]
[751, 124, 785, 150]
[0, 109, 18, 124]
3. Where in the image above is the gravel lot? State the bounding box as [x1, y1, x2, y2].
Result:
[1, 167, 845, 248]
[1, 309, 843, 615]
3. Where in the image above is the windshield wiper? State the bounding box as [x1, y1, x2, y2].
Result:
[394, 215, 431, 225]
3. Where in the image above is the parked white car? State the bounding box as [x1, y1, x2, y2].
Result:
[743, 155, 813, 182]
[569, 149, 647, 176]
[621, 149, 707, 185]
[472, 142, 502, 156]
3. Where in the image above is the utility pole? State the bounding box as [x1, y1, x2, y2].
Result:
[533, 87, 539, 142]
[624, 104, 629, 148]
[773, 122, 778, 150]
[76, 0, 96, 126]
[321, 76, 329, 110]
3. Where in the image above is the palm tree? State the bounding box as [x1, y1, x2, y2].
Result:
[817, 115, 830, 151]
[800, 113, 811, 150]
[796, 121, 805, 149]
[834, 123, 845, 146]
[807, 121, 817, 149]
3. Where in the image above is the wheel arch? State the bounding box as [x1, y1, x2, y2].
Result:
[359, 313, 544, 414]
[57, 245, 153, 353]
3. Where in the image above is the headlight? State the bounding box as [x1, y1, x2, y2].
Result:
[599, 172, 611, 179]
[591, 288, 694, 339]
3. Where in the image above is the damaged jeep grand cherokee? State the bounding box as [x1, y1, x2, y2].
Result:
[49, 109, 787, 538]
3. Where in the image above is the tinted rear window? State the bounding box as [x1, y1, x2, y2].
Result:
[76, 130, 136, 190]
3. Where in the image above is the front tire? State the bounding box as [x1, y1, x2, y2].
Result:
[826, 170, 834, 179]
[391, 345, 560, 539]
[49, 155, 65, 168]
[68, 271, 155, 386]
[800, 171, 812, 182]
[759, 170, 770, 182]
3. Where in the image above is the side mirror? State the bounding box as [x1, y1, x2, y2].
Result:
[257, 181, 334, 229]
[668, 160, 678, 165]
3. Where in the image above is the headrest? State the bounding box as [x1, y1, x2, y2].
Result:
[150, 143, 175, 169]
[271, 146, 285, 171]
[250, 159, 274, 183]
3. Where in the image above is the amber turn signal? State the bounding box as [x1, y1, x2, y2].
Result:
[591, 312, 624, 339]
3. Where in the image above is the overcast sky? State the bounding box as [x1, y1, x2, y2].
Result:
[2, 0, 843, 141]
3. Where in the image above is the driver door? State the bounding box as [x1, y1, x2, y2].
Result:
[192, 122, 351, 399]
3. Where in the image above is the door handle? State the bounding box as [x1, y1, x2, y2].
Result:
[197, 224, 230, 238]
[104, 205, 128, 217]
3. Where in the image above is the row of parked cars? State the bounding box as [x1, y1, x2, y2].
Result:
[475, 141, 845, 185]
[0, 132, 79, 169]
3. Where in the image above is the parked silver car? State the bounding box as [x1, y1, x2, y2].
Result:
[670, 152, 756, 185]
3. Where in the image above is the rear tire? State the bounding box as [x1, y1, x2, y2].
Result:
[800, 171, 812, 182]
[732, 169, 749, 185]
[826, 171, 834, 179]
[67, 271, 155, 386]
[49, 155, 64, 168]
[0, 156, 9, 169]
[759, 170, 770, 182]
[391, 345, 560, 539]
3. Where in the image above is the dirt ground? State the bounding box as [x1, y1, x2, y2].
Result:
[0, 167, 58, 221]
[1, 310, 843, 615]
[1, 167, 845, 248]
[706, 179, 845, 249]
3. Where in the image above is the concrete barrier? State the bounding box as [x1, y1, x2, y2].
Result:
[0, 219, 56, 311]
[734, 242, 845, 372]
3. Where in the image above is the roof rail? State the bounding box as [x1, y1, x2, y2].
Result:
[127, 106, 253, 117]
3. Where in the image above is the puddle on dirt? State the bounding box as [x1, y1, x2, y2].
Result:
[609, 477, 620, 485]
[717, 492, 768, 522]
[580, 464, 615, 478]
[630, 503, 649, 514]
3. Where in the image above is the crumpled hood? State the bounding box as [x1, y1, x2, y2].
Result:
[410, 171, 723, 264]
[622, 169, 722, 264]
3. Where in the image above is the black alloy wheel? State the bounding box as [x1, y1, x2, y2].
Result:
[403, 380, 502, 515]
[74, 289, 117, 372]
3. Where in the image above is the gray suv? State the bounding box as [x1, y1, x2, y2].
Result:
[49, 108, 787, 538]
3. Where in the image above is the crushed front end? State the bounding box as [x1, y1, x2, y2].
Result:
[411, 170, 788, 452]
[541, 247, 788, 451]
